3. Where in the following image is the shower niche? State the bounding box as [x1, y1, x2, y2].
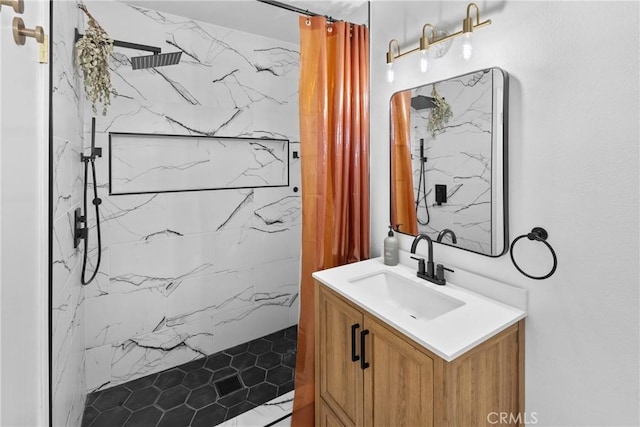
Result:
[108, 133, 290, 195]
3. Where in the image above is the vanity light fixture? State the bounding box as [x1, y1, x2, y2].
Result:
[385, 2, 491, 80]
[386, 39, 400, 83]
[419, 24, 436, 73]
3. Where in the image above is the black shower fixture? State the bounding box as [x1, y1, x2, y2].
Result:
[75, 28, 182, 70]
[411, 95, 436, 110]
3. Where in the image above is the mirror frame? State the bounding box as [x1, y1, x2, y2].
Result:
[389, 67, 509, 257]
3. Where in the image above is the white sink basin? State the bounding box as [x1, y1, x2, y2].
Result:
[313, 258, 527, 361]
[348, 271, 464, 321]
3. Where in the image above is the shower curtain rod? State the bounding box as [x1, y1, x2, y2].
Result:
[256, 0, 339, 23]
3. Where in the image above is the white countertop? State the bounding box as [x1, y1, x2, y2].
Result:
[313, 258, 527, 362]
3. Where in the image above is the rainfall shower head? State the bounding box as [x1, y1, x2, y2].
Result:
[74, 29, 182, 71]
[411, 95, 436, 110]
[131, 51, 182, 70]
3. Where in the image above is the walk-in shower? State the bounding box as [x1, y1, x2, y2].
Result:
[411, 95, 436, 226]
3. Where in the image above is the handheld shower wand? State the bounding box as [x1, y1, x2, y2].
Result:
[74, 117, 103, 285]
[415, 139, 430, 225]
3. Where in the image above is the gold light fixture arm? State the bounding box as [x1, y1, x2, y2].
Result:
[0, 0, 24, 13]
[420, 24, 436, 51]
[12, 16, 45, 45]
[387, 39, 401, 63]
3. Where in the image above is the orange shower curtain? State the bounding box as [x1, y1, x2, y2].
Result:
[292, 16, 370, 426]
[390, 91, 418, 235]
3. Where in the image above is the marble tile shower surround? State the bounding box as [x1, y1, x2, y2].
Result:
[410, 69, 493, 254]
[52, 2, 301, 422]
[51, 0, 90, 425]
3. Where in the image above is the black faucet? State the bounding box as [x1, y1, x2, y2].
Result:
[437, 228, 457, 244]
[410, 233, 453, 285]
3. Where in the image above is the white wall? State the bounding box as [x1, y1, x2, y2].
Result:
[0, 0, 49, 425]
[370, 1, 639, 426]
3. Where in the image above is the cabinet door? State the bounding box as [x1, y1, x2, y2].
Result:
[319, 398, 348, 427]
[363, 316, 434, 427]
[317, 287, 364, 427]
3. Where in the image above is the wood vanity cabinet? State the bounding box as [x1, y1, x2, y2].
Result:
[315, 281, 525, 427]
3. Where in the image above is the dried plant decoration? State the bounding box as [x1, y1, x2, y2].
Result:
[76, 2, 113, 115]
[427, 85, 453, 138]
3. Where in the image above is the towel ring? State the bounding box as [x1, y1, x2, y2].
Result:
[510, 227, 557, 280]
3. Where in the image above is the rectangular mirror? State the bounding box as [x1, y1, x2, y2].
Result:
[390, 68, 508, 256]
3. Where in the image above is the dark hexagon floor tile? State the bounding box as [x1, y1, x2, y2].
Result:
[247, 339, 272, 355]
[285, 326, 298, 341]
[217, 388, 249, 409]
[247, 382, 277, 405]
[186, 384, 218, 409]
[81, 405, 100, 427]
[123, 405, 163, 427]
[266, 365, 293, 386]
[154, 369, 185, 390]
[224, 342, 249, 355]
[123, 386, 160, 411]
[178, 357, 206, 373]
[227, 401, 256, 419]
[240, 366, 266, 388]
[85, 392, 100, 407]
[282, 351, 296, 368]
[191, 403, 228, 427]
[256, 352, 281, 369]
[157, 405, 196, 427]
[156, 385, 191, 410]
[272, 338, 296, 355]
[279, 380, 295, 395]
[231, 352, 257, 371]
[125, 374, 157, 391]
[93, 386, 132, 412]
[91, 406, 132, 427]
[263, 330, 286, 342]
[204, 353, 231, 372]
[182, 368, 212, 390]
[212, 366, 238, 382]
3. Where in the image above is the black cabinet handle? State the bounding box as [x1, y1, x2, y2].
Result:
[351, 323, 360, 362]
[360, 329, 370, 370]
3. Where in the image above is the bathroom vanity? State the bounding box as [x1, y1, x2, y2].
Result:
[313, 258, 526, 427]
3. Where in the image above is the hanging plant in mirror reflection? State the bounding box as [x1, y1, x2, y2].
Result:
[76, 2, 114, 115]
[427, 85, 453, 138]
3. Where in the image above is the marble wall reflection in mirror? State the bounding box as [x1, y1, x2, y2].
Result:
[390, 68, 508, 256]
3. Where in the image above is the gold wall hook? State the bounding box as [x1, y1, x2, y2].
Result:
[0, 0, 24, 13]
[12, 17, 45, 45]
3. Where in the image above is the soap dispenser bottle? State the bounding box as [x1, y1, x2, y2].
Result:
[384, 225, 399, 266]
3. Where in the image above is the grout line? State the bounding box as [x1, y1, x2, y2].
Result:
[263, 412, 292, 427]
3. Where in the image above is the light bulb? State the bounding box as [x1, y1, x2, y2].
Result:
[386, 63, 394, 83]
[420, 50, 429, 73]
[462, 33, 473, 60]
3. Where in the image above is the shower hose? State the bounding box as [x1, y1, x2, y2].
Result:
[415, 139, 430, 226]
[81, 155, 102, 285]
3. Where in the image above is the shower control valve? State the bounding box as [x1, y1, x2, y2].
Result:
[73, 207, 87, 249]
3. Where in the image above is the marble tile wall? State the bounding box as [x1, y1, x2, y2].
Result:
[52, 0, 301, 415]
[109, 134, 289, 194]
[51, 1, 88, 425]
[410, 69, 494, 253]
